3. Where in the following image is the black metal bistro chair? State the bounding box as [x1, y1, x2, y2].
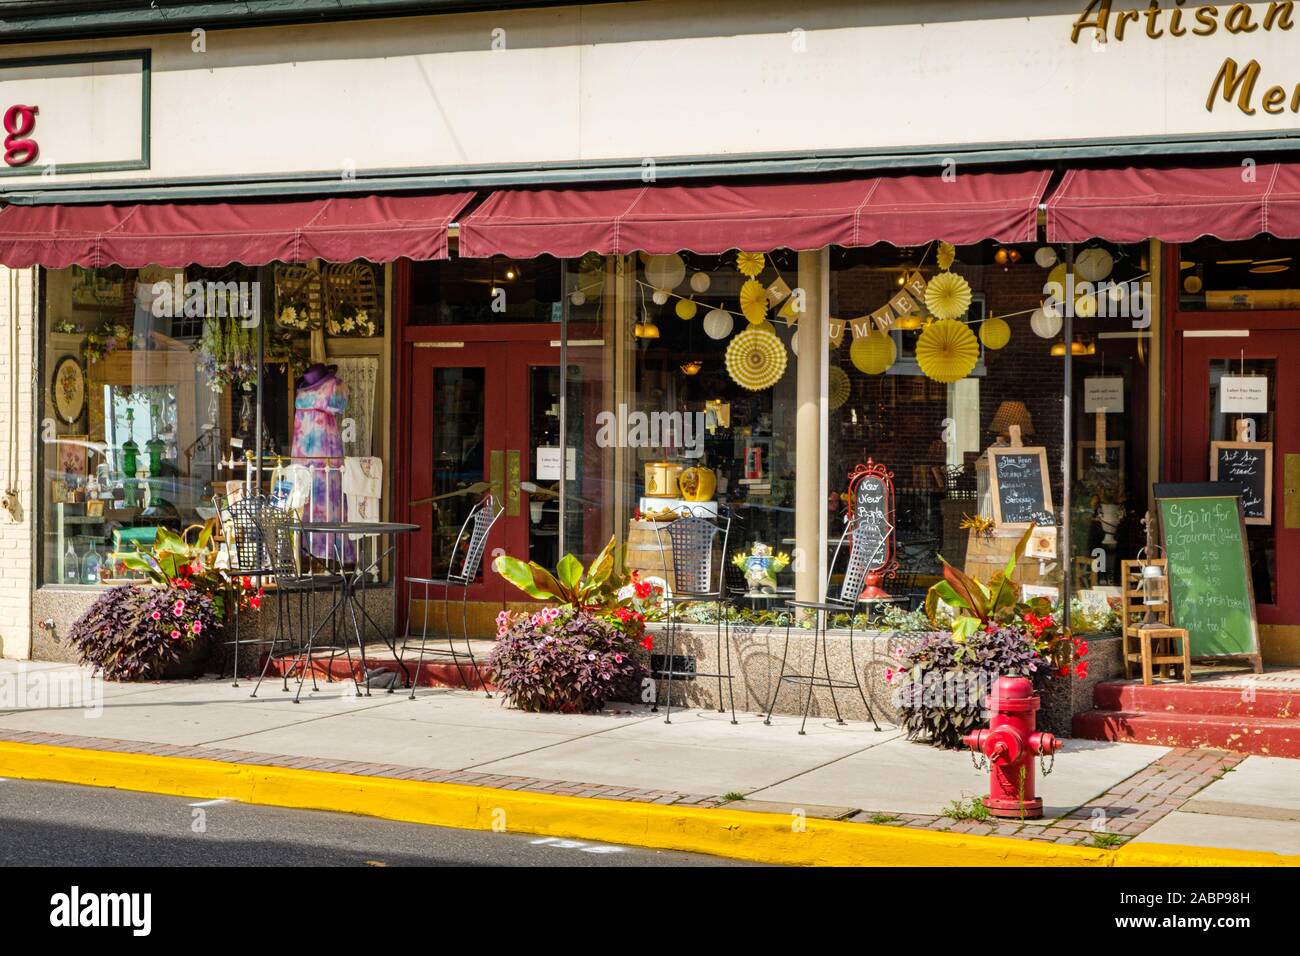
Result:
[251, 502, 351, 701]
[213, 494, 282, 691]
[764, 517, 884, 735]
[652, 506, 737, 725]
[399, 492, 503, 699]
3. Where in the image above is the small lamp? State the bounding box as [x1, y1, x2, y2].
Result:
[990, 401, 1034, 440]
[1137, 511, 1168, 631]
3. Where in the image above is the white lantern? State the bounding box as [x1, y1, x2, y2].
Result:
[702, 308, 734, 340]
[1034, 246, 1059, 268]
[1075, 247, 1114, 282]
[652, 289, 670, 305]
[645, 254, 686, 291]
[1030, 307, 1063, 339]
[689, 271, 712, 294]
[569, 290, 586, 307]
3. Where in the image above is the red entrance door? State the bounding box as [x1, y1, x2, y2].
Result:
[400, 339, 575, 606]
[1174, 329, 1300, 632]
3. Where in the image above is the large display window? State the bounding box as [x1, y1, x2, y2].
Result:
[39, 261, 391, 586]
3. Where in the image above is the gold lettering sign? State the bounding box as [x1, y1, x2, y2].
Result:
[1068, 2, 1300, 116]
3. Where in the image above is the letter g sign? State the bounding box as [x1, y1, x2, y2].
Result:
[4, 105, 39, 166]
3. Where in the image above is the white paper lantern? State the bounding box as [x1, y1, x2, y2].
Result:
[1030, 307, 1063, 339]
[790, 333, 799, 357]
[645, 254, 686, 291]
[689, 271, 712, 294]
[1107, 282, 1128, 303]
[569, 291, 586, 307]
[702, 308, 734, 340]
[1075, 247, 1114, 282]
[1034, 246, 1058, 268]
[651, 289, 670, 305]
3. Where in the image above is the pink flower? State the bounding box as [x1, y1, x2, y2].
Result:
[170, 630, 181, 640]
[884, 668, 894, 684]
[151, 611, 162, 621]
[191, 620, 202, 635]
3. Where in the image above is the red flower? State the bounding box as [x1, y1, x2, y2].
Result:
[633, 580, 652, 599]
[640, 634, 654, 652]
[249, 595, 262, 611]
[1058, 666, 1070, 678]
[1074, 640, 1089, 657]
[1075, 661, 1090, 680]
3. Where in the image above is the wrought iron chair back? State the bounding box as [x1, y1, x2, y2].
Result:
[830, 518, 881, 606]
[219, 494, 270, 574]
[447, 493, 503, 586]
[253, 502, 305, 581]
[665, 508, 730, 598]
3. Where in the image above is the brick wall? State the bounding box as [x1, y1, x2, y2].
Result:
[0, 267, 35, 659]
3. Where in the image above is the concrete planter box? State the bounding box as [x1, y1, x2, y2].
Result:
[641, 623, 1122, 737]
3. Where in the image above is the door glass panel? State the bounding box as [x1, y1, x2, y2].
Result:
[408, 257, 563, 325]
[1208, 358, 1276, 605]
[526, 365, 563, 569]
[429, 367, 486, 580]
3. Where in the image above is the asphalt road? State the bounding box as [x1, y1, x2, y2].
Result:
[0, 778, 748, 867]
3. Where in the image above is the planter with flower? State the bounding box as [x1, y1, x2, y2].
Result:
[490, 537, 664, 713]
[886, 525, 1087, 747]
[69, 521, 264, 680]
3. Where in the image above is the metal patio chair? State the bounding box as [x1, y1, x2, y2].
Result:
[764, 517, 884, 735]
[652, 506, 737, 725]
[399, 492, 503, 699]
[213, 494, 282, 690]
[251, 502, 352, 701]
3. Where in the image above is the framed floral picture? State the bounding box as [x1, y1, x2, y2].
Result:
[71, 265, 126, 309]
[57, 437, 88, 478]
[51, 355, 86, 425]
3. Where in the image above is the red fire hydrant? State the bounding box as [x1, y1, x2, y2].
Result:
[962, 676, 1062, 819]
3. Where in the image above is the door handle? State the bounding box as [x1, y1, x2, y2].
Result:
[506, 449, 522, 517]
[1286, 453, 1300, 530]
[490, 450, 504, 507]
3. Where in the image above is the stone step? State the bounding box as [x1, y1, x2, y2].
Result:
[1072, 708, 1300, 758]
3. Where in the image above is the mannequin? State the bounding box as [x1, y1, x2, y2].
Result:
[292, 362, 350, 560]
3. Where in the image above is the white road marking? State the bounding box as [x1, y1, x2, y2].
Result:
[529, 836, 626, 854]
[187, 798, 231, 807]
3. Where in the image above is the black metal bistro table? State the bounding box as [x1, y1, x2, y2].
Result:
[296, 521, 420, 699]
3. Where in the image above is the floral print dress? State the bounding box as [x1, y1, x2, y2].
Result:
[292, 373, 350, 560]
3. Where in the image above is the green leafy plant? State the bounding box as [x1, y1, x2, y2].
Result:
[924, 525, 1035, 640]
[1091, 832, 1128, 849]
[113, 521, 260, 621]
[721, 791, 746, 802]
[867, 813, 901, 825]
[493, 536, 623, 611]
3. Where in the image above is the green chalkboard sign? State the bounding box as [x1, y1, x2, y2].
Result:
[1154, 483, 1261, 664]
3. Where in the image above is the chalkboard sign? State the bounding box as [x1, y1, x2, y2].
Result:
[848, 460, 894, 572]
[989, 446, 1054, 528]
[1210, 441, 1273, 525]
[1155, 482, 1261, 666]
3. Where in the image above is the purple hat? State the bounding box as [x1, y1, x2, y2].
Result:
[299, 363, 337, 387]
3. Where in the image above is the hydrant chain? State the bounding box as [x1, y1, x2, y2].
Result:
[961, 676, 1062, 820]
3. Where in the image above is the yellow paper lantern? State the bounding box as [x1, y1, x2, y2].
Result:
[735, 251, 766, 278]
[979, 316, 1011, 350]
[916, 318, 979, 383]
[849, 329, 897, 375]
[924, 271, 973, 321]
[725, 329, 787, 390]
[675, 298, 698, 320]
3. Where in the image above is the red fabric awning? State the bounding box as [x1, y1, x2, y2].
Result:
[0, 192, 475, 268]
[458, 170, 1052, 258]
[1045, 164, 1300, 244]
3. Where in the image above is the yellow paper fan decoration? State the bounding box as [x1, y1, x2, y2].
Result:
[750, 318, 776, 335]
[739, 279, 769, 323]
[725, 329, 787, 391]
[735, 251, 766, 278]
[675, 298, 698, 321]
[979, 315, 1011, 350]
[937, 242, 956, 271]
[916, 318, 980, 383]
[828, 365, 851, 409]
[923, 271, 973, 321]
[849, 329, 897, 375]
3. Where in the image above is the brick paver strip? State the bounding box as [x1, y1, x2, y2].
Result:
[0, 729, 1243, 850]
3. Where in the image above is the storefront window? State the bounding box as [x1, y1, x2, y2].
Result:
[408, 255, 563, 324]
[1178, 236, 1300, 311]
[40, 261, 390, 586]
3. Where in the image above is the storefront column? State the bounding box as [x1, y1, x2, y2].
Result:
[0, 267, 35, 659]
[795, 248, 827, 605]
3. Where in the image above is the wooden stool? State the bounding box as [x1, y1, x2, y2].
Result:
[1124, 624, 1192, 686]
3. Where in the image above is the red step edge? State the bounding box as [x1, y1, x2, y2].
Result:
[1093, 680, 1300, 719]
[1072, 709, 1300, 758]
[263, 654, 495, 692]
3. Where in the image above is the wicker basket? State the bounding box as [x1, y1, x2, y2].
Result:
[323, 261, 379, 336]
[273, 264, 323, 332]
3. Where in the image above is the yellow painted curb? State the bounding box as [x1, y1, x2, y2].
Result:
[0, 741, 1295, 867]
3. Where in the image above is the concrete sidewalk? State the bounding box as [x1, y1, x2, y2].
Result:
[0, 660, 1297, 862]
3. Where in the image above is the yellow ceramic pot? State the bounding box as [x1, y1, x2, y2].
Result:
[678, 466, 717, 502]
